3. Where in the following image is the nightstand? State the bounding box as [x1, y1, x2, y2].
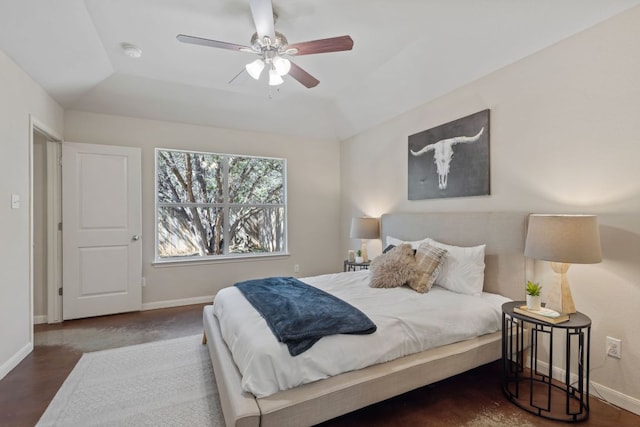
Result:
[502, 301, 591, 422]
[343, 260, 371, 272]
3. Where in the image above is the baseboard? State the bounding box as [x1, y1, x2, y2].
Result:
[30, 297, 213, 324]
[141, 295, 214, 311]
[592, 381, 640, 416]
[0, 342, 33, 381]
[33, 315, 47, 325]
[534, 360, 640, 416]
[533, 360, 579, 384]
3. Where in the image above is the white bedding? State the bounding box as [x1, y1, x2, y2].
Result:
[212, 270, 510, 398]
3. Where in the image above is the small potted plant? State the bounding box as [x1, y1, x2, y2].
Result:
[355, 249, 364, 264]
[525, 281, 542, 311]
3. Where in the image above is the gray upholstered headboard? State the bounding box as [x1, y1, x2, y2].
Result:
[380, 212, 528, 300]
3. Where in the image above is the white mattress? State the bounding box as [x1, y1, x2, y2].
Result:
[212, 270, 510, 398]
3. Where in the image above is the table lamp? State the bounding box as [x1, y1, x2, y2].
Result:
[524, 214, 602, 314]
[350, 217, 379, 263]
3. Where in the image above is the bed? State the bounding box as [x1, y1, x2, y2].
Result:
[203, 212, 529, 427]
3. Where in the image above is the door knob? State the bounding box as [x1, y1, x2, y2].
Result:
[132, 235, 140, 241]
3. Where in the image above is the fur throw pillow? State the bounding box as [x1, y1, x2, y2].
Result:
[369, 244, 417, 288]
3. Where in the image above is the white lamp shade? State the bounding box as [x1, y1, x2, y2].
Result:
[268, 68, 284, 86]
[350, 217, 380, 239]
[524, 214, 602, 264]
[245, 59, 265, 80]
[273, 56, 291, 76]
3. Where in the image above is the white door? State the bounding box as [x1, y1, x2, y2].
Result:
[62, 142, 142, 320]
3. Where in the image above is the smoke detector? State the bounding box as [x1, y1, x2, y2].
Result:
[121, 43, 142, 58]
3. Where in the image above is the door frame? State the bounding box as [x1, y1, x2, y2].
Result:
[29, 115, 63, 332]
[45, 141, 62, 323]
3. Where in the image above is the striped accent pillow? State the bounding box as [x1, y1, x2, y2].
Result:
[409, 242, 448, 293]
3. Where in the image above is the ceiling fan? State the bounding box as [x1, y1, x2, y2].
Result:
[176, 0, 353, 88]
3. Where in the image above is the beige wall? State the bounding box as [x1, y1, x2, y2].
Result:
[341, 6, 640, 409]
[64, 111, 342, 306]
[0, 49, 64, 378]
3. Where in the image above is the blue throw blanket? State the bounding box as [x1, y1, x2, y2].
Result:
[235, 276, 377, 356]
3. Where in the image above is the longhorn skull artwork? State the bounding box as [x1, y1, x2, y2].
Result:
[410, 127, 484, 190]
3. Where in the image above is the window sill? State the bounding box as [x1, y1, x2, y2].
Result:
[152, 252, 290, 268]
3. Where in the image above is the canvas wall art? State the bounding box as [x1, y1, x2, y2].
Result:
[408, 109, 490, 200]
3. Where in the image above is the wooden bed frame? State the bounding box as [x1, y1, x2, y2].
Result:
[203, 212, 529, 427]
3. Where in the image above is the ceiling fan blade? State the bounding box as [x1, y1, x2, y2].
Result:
[288, 62, 319, 88]
[287, 35, 354, 56]
[249, 0, 275, 40]
[176, 34, 251, 52]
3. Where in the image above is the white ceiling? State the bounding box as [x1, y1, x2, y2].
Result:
[1, 0, 639, 141]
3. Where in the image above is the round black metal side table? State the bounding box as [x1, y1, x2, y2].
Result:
[502, 301, 591, 422]
[343, 260, 371, 272]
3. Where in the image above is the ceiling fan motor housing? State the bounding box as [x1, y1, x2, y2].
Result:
[250, 31, 289, 55]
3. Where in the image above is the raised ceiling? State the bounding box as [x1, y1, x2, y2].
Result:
[1, 0, 638, 141]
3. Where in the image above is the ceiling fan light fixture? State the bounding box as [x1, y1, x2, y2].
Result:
[273, 56, 291, 76]
[268, 67, 284, 86]
[245, 58, 265, 80]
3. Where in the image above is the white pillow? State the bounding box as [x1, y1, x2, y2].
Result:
[386, 236, 428, 250]
[426, 238, 486, 296]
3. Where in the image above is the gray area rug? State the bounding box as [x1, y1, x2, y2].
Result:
[37, 335, 224, 427]
[35, 333, 537, 427]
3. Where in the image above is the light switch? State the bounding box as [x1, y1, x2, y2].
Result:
[11, 194, 20, 209]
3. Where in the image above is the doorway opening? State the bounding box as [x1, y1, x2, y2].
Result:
[30, 116, 62, 329]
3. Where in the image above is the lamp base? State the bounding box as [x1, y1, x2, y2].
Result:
[545, 262, 576, 314]
[361, 240, 369, 263]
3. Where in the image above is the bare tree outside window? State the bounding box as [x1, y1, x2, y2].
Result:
[156, 149, 286, 260]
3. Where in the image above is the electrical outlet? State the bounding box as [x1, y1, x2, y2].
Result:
[606, 336, 621, 359]
[294, 264, 300, 273]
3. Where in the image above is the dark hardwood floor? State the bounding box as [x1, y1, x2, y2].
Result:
[0, 304, 206, 427]
[1, 304, 638, 426]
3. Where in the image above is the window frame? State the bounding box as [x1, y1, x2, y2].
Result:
[154, 147, 288, 264]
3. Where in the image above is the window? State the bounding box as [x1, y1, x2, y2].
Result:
[155, 148, 287, 261]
